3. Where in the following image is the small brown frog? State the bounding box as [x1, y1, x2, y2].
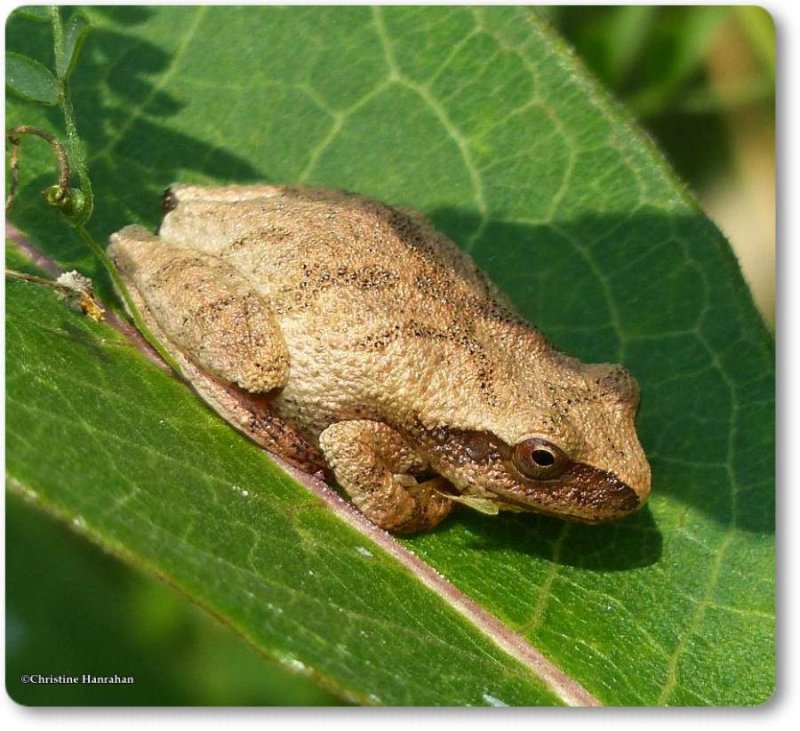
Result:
[109, 184, 650, 533]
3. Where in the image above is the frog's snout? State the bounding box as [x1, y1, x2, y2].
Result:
[486, 457, 650, 523]
[559, 462, 644, 523]
[569, 446, 652, 523]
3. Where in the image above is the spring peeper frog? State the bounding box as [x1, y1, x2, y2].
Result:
[108, 184, 650, 533]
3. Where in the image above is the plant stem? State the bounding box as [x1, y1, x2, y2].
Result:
[51, 5, 93, 224]
[5, 125, 71, 213]
[39, 7, 181, 375]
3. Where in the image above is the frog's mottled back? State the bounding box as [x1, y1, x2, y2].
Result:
[157, 185, 551, 429]
[159, 185, 510, 325]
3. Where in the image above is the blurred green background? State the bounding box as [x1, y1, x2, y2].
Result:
[548, 5, 775, 326]
[6, 5, 775, 706]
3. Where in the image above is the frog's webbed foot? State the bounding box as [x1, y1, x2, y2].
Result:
[319, 420, 454, 533]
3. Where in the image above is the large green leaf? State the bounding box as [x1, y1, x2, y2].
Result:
[5, 492, 340, 706]
[5, 6, 774, 705]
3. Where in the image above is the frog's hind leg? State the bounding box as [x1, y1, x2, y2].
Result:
[109, 225, 289, 393]
[319, 420, 454, 533]
[108, 226, 326, 475]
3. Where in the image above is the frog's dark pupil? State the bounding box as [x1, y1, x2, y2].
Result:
[532, 449, 555, 467]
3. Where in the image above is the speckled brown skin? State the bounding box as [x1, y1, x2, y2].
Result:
[108, 184, 651, 532]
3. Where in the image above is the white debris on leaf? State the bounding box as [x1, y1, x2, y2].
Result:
[56, 270, 105, 321]
[56, 270, 93, 292]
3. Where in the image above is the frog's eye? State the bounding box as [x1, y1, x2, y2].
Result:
[512, 438, 570, 480]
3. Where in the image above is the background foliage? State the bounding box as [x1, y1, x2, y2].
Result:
[6, 5, 774, 706]
[549, 5, 775, 324]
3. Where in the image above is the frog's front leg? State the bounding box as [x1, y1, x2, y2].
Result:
[319, 420, 454, 533]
